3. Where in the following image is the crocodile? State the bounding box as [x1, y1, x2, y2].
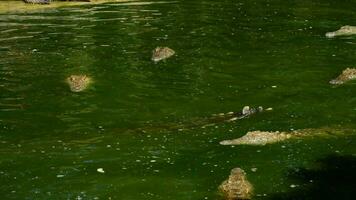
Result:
[23, 0, 90, 4]
[151, 47, 175, 62]
[66, 75, 91, 92]
[330, 68, 356, 85]
[220, 131, 293, 146]
[23, 0, 51, 4]
[220, 127, 353, 146]
[326, 25, 356, 38]
[219, 167, 253, 200]
[121, 106, 265, 134]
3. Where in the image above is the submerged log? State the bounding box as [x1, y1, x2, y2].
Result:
[219, 168, 253, 200]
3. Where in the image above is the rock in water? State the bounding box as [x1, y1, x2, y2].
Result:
[220, 131, 292, 146]
[219, 168, 253, 200]
[151, 47, 175, 62]
[326, 25, 356, 38]
[66, 75, 91, 92]
[330, 68, 356, 85]
[23, 0, 51, 4]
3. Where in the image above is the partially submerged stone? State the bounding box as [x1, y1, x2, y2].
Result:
[66, 75, 91, 92]
[151, 47, 175, 62]
[219, 168, 253, 200]
[329, 68, 356, 85]
[220, 131, 292, 146]
[326, 25, 356, 38]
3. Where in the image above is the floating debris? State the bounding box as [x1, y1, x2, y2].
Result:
[326, 25, 356, 38]
[151, 47, 175, 62]
[66, 75, 91, 92]
[219, 168, 253, 200]
[329, 68, 356, 85]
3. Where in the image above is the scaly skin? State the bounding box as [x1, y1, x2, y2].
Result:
[326, 25, 356, 38]
[66, 75, 91, 92]
[220, 131, 293, 146]
[220, 127, 353, 146]
[330, 68, 356, 85]
[151, 47, 175, 62]
[23, 0, 90, 4]
[120, 106, 264, 134]
[219, 168, 253, 200]
[23, 0, 51, 4]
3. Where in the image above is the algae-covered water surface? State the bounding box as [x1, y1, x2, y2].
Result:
[0, 0, 355, 199]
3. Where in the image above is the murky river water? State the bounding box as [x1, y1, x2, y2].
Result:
[0, 0, 355, 199]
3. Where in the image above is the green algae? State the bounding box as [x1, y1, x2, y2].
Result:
[0, 0, 355, 199]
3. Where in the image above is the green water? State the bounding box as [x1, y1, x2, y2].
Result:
[0, 0, 356, 199]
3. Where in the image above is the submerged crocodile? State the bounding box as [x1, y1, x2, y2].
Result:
[220, 127, 353, 146]
[23, 0, 90, 4]
[23, 0, 50, 4]
[326, 25, 356, 38]
[220, 131, 293, 146]
[219, 167, 253, 200]
[151, 47, 175, 62]
[123, 106, 265, 134]
[330, 68, 356, 85]
[66, 75, 91, 92]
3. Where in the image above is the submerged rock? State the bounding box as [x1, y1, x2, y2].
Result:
[326, 25, 356, 38]
[219, 168, 253, 200]
[330, 68, 356, 85]
[151, 47, 175, 62]
[66, 75, 91, 92]
[220, 131, 292, 146]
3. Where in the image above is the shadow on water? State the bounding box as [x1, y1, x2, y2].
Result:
[269, 154, 356, 200]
